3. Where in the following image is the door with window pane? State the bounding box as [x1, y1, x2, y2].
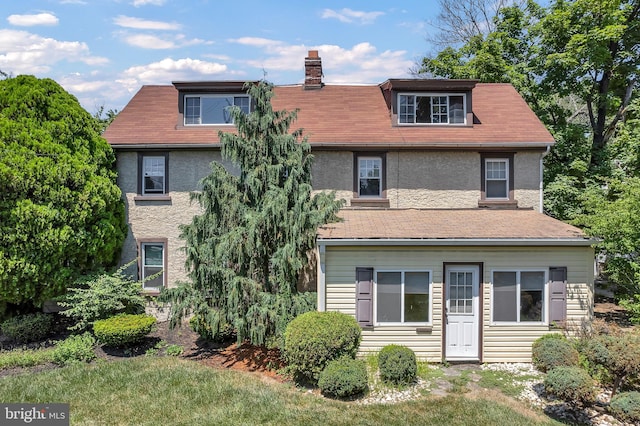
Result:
[445, 265, 480, 360]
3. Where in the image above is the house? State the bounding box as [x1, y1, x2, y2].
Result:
[103, 50, 594, 363]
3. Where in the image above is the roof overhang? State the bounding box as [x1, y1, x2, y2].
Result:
[380, 79, 479, 92]
[317, 238, 595, 247]
[171, 81, 257, 93]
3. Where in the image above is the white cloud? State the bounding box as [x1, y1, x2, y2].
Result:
[132, 0, 166, 6]
[7, 13, 59, 27]
[118, 58, 238, 91]
[230, 40, 412, 84]
[0, 29, 108, 75]
[320, 8, 384, 25]
[120, 32, 207, 49]
[113, 15, 180, 30]
[230, 37, 284, 48]
[60, 0, 87, 4]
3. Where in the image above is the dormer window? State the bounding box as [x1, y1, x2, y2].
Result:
[398, 94, 465, 125]
[184, 95, 250, 125]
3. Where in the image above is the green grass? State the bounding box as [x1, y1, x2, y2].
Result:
[0, 348, 55, 369]
[477, 369, 539, 398]
[0, 357, 561, 426]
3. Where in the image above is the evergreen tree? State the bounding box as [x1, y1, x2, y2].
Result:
[161, 81, 343, 346]
[0, 75, 126, 315]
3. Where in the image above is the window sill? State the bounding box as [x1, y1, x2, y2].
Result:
[350, 198, 390, 208]
[134, 195, 172, 202]
[478, 199, 518, 209]
[141, 290, 161, 297]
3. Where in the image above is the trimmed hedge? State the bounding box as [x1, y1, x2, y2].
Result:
[318, 357, 368, 398]
[532, 334, 578, 372]
[283, 311, 361, 383]
[609, 391, 640, 423]
[1, 313, 53, 343]
[53, 333, 96, 365]
[378, 345, 417, 385]
[93, 314, 156, 347]
[544, 366, 596, 405]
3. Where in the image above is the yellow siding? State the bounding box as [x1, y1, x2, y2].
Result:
[323, 245, 594, 362]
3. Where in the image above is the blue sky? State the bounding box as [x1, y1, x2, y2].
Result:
[1, 1, 442, 113]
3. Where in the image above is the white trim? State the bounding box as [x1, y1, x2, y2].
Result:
[373, 269, 433, 326]
[397, 92, 467, 125]
[484, 157, 509, 200]
[142, 155, 166, 195]
[317, 238, 594, 246]
[183, 94, 250, 126]
[489, 268, 548, 325]
[141, 242, 165, 290]
[317, 245, 326, 312]
[357, 156, 383, 198]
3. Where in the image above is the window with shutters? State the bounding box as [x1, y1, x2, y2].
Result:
[375, 270, 432, 325]
[491, 270, 546, 324]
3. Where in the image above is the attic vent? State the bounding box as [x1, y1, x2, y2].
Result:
[304, 50, 323, 90]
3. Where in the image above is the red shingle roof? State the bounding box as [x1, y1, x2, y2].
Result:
[318, 209, 588, 242]
[104, 83, 554, 148]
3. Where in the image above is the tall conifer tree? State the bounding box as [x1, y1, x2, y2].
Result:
[161, 81, 343, 345]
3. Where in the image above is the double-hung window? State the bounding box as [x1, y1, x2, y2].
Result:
[485, 159, 509, 199]
[376, 271, 431, 324]
[184, 95, 250, 125]
[492, 270, 546, 323]
[141, 242, 165, 291]
[142, 156, 166, 194]
[358, 157, 382, 197]
[398, 94, 465, 124]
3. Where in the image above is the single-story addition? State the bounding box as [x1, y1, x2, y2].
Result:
[316, 208, 594, 363]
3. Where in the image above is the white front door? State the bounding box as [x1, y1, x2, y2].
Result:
[445, 265, 480, 360]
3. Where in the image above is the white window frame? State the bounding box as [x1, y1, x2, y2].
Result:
[397, 93, 466, 125]
[484, 158, 509, 200]
[374, 269, 433, 326]
[358, 156, 382, 198]
[141, 242, 165, 291]
[490, 269, 548, 325]
[142, 156, 166, 195]
[184, 94, 250, 125]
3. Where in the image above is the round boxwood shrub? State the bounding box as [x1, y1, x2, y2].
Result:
[378, 344, 417, 385]
[532, 334, 579, 372]
[53, 332, 96, 365]
[1, 313, 53, 343]
[609, 391, 640, 423]
[544, 366, 596, 405]
[93, 314, 156, 347]
[318, 357, 368, 399]
[283, 311, 361, 383]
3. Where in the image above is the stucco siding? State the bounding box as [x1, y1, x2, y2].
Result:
[117, 150, 221, 286]
[312, 150, 543, 209]
[322, 245, 593, 362]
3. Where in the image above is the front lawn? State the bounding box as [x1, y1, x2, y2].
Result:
[0, 357, 559, 426]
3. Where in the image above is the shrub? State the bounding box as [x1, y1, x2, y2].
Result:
[532, 334, 579, 372]
[544, 366, 596, 405]
[582, 332, 640, 397]
[283, 311, 361, 383]
[94, 314, 156, 347]
[609, 391, 640, 423]
[189, 314, 235, 342]
[52, 333, 96, 365]
[57, 261, 146, 332]
[318, 357, 368, 398]
[378, 345, 417, 385]
[1, 313, 53, 343]
[166, 344, 184, 357]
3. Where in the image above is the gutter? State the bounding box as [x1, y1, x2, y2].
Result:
[317, 238, 595, 247]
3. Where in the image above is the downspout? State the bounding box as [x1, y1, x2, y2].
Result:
[540, 145, 551, 213]
[317, 244, 326, 311]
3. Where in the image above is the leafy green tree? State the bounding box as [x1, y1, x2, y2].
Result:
[0, 75, 126, 315]
[160, 81, 343, 346]
[420, 0, 639, 221]
[93, 106, 119, 134]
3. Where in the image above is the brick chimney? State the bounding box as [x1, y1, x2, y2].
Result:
[304, 50, 323, 90]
